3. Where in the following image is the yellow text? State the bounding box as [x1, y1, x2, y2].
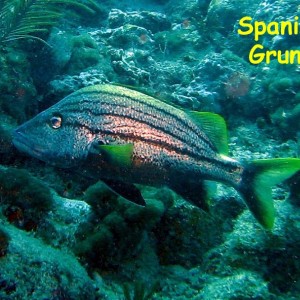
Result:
[249, 44, 300, 64]
[238, 16, 299, 41]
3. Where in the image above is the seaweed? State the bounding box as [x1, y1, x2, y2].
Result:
[0, 0, 97, 45]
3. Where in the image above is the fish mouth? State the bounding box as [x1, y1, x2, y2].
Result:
[12, 129, 46, 159]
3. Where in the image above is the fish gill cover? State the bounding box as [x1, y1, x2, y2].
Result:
[0, 0, 300, 299]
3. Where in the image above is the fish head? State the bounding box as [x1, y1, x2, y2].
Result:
[12, 105, 94, 168]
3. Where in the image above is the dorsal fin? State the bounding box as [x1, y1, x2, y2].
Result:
[188, 111, 228, 155]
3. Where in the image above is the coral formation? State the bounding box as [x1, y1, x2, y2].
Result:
[0, 227, 10, 258]
[0, 48, 37, 122]
[0, 224, 95, 299]
[63, 34, 102, 74]
[74, 182, 170, 270]
[0, 167, 53, 231]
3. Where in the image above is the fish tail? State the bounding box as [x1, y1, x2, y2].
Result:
[239, 158, 300, 229]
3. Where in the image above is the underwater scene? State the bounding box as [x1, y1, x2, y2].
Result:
[1, 0, 300, 299]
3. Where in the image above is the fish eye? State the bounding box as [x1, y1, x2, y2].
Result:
[50, 116, 62, 129]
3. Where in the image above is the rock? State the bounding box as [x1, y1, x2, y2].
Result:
[73, 184, 170, 270]
[197, 271, 270, 300]
[172, 51, 252, 111]
[0, 48, 37, 122]
[107, 24, 154, 49]
[48, 28, 74, 71]
[153, 197, 223, 268]
[165, 0, 207, 21]
[206, 0, 261, 35]
[0, 115, 17, 164]
[203, 200, 300, 298]
[48, 69, 109, 98]
[0, 224, 95, 300]
[108, 9, 171, 33]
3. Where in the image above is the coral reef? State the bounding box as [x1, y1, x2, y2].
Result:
[74, 182, 171, 271]
[0, 115, 17, 165]
[0, 48, 37, 122]
[108, 9, 171, 33]
[0, 0, 300, 299]
[0, 227, 10, 258]
[203, 200, 300, 298]
[0, 224, 95, 300]
[0, 167, 53, 231]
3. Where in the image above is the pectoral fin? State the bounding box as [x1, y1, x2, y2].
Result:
[101, 179, 146, 206]
[90, 143, 134, 167]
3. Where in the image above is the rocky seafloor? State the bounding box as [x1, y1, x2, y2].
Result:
[1, 0, 300, 299]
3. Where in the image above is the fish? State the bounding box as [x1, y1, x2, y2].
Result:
[12, 84, 300, 229]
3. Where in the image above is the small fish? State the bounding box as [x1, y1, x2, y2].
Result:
[12, 85, 300, 229]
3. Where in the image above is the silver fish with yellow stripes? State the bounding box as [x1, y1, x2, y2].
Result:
[13, 84, 300, 229]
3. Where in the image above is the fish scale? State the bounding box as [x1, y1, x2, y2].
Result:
[63, 88, 213, 148]
[61, 92, 217, 159]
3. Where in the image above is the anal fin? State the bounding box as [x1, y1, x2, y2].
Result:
[169, 179, 210, 211]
